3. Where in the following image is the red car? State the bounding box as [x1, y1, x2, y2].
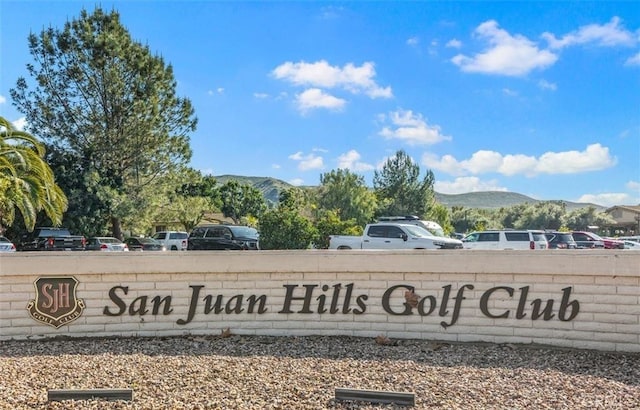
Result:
[571, 231, 624, 249]
[602, 237, 626, 249]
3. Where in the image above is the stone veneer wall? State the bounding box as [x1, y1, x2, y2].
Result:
[0, 250, 638, 352]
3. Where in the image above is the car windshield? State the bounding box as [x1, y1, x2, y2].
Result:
[138, 238, 158, 244]
[588, 232, 604, 240]
[463, 233, 478, 242]
[420, 222, 445, 237]
[100, 238, 121, 244]
[404, 225, 436, 238]
[229, 226, 258, 238]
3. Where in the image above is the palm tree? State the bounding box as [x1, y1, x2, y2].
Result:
[0, 116, 67, 232]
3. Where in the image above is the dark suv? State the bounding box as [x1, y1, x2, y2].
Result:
[187, 224, 259, 250]
[544, 232, 578, 249]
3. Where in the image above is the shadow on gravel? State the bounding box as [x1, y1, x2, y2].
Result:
[1, 335, 638, 387]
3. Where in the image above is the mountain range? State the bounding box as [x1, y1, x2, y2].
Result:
[214, 175, 606, 211]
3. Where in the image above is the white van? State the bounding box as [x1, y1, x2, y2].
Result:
[462, 230, 548, 250]
[152, 231, 188, 251]
[378, 216, 446, 237]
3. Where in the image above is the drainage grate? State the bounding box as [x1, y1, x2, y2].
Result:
[48, 388, 133, 402]
[335, 387, 415, 406]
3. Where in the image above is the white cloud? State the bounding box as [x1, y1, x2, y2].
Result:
[254, 92, 269, 99]
[0, 95, 6, 104]
[336, 150, 375, 171]
[296, 88, 346, 113]
[319, 6, 344, 20]
[625, 52, 640, 66]
[576, 193, 632, 208]
[499, 154, 539, 176]
[378, 109, 452, 145]
[542, 17, 636, 49]
[207, 88, 224, 96]
[538, 79, 557, 91]
[272, 60, 393, 99]
[428, 39, 439, 56]
[621, 181, 640, 205]
[288, 151, 324, 171]
[502, 88, 518, 96]
[435, 176, 508, 194]
[535, 144, 616, 174]
[271, 164, 281, 169]
[289, 178, 305, 186]
[451, 20, 558, 76]
[422, 152, 464, 176]
[626, 180, 640, 192]
[422, 143, 616, 177]
[407, 36, 419, 46]
[446, 39, 462, 49]
[12, 117, 27, 131]
[375, 156, 391, 170]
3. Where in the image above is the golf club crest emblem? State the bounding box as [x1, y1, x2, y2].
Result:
[27, 276, 85, 328]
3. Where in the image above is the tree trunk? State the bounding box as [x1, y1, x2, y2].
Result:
[111, 217, 123, 240]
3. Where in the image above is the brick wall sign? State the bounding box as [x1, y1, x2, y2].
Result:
[2, 251, 638, 352]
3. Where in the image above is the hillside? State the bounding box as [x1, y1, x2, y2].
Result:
[215, 175, 295, 204]
[213, 175, 605, 211]
[434, 191, 604, 211]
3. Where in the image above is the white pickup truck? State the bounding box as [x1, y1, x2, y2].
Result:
[329, 222, 463, 250]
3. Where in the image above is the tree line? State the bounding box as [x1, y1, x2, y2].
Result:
[0, 7, 614, 248]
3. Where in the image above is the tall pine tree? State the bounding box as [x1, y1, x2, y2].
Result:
[11, 7, 197, 238]
[373, 150, 435, 217]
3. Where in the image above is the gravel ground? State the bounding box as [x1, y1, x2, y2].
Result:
[0, 335, 638, 409]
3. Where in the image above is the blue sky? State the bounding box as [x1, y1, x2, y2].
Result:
[1, 1, 639, 207]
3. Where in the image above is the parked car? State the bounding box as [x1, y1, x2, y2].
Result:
[152, 231, 188, 251]
[618, 235, 640, 243]
[623, 240, 640, 250]
[17, 227, 86, 251]
[124, 237, 166, 251]
[377, 216, 447, 238]
[86, 237, 129, 252]
[329, 222, 463, 250]
[462, 230, 548, 250]
[570, 231, 604, 249]
[0, 236, 16, 252]
[571, 231, 624, 249]
[187, 224, 259, 250]
[544, 232, 578, 249]
[601, 237, 626, 249]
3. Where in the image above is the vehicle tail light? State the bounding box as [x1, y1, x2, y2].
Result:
[100, 244, 108, 250]
[82, 237, 86, 247]
[530, 241, 535, 250]
[124, 244, 129, 251]
[558, 243, 567, 249]
[10, 243, 16, 251]
[182, 240, 187, 248]
[47, 237, 54, 248]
